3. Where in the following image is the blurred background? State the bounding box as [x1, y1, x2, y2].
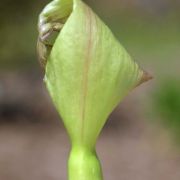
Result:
[0, 0, 180, 179]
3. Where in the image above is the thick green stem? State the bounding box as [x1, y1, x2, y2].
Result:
[68, 146, 103, 180]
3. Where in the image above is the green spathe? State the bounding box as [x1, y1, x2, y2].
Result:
[39, 0, 151, 179]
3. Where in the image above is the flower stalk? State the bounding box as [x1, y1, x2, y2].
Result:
[68, 146, 103, 180]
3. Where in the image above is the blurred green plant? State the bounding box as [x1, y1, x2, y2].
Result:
[154, 80, 180, 142]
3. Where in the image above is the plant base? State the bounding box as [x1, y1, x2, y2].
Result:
[68, 146, 103, 180]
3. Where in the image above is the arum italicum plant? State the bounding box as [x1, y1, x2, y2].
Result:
[37, 0, 152, 179]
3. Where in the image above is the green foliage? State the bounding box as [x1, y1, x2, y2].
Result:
[154, 80, 180, 140]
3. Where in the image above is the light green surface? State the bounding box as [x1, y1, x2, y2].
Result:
[39, 0, 146, 179]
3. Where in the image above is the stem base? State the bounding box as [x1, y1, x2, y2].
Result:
[68, 146, 103, 180]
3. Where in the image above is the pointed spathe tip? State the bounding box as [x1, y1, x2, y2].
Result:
[136, 70, 153, 87]
[141, 71, 153, 83]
